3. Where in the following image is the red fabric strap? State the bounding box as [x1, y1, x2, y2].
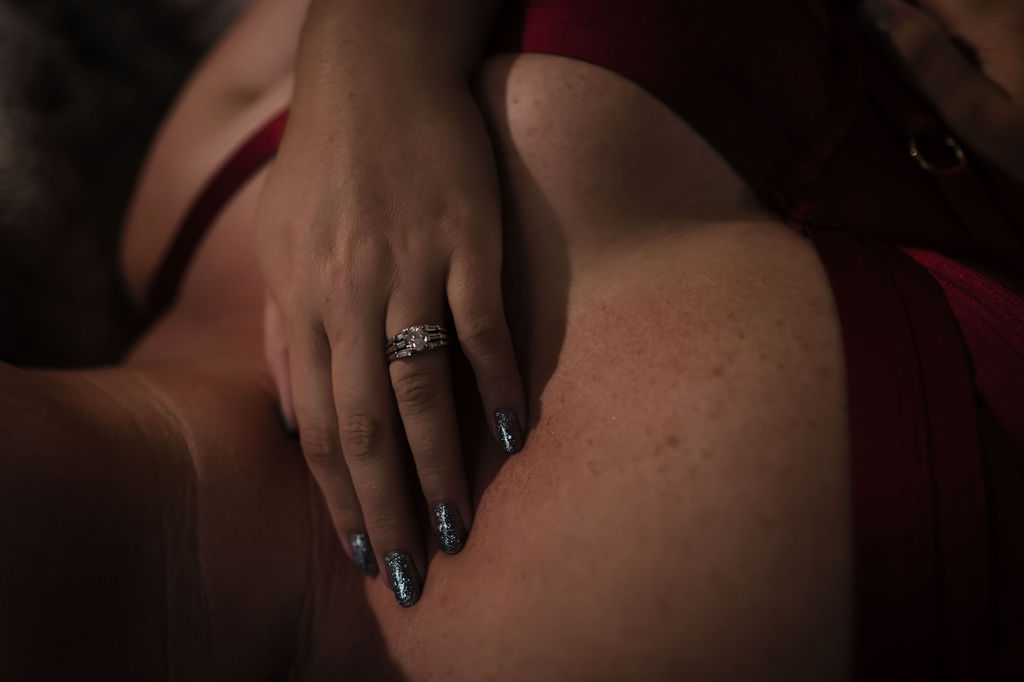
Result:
[144, 109, 289, 323]
[811, 229, 992, 681]
[907, 249, 1024, 449]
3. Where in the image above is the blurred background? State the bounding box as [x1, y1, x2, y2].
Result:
[0, 0, 246, 366]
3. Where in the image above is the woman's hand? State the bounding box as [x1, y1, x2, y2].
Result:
[256, 0, 523, 606]
[862, 0, 1024, 183]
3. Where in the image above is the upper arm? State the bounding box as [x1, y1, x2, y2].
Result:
[0, 365, 179, 677]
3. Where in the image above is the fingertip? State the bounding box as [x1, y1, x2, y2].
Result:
[494, 406, 526, 455]
[348, 531, 380, 576]
[432, 501, 469, 555]
[383, 550, 422, 607]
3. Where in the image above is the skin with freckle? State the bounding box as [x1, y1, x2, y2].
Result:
[3, 0, 852, 678]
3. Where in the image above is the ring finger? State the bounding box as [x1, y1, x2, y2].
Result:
[329, 305, 425, 607]
[386, 294, 473, 560]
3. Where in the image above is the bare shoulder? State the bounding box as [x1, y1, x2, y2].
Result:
[0, 360, 319, 679]
[119, 0, 306, 306]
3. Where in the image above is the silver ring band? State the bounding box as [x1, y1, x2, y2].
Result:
[386, 324, 450, 362]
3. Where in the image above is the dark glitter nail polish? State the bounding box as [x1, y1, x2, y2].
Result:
[349, 533, 378, 576]
[494, 408, 524, 454]
[384, 551, 421, 607]
[433, 502, 466, 555]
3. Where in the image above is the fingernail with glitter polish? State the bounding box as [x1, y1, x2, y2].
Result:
[494, 408, 524, 454]
[349, 532, 378, 576]
[433, 502, 466, 555]
[384, 551, 421, 607]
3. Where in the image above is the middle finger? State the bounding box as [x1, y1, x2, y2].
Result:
[330, 306, 425, 607]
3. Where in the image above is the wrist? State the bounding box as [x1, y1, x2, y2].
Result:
[303, 0, 502, 80]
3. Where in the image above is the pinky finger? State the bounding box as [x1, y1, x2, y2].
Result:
[289, 325, 378, 577]
[448, 261, 527, 455]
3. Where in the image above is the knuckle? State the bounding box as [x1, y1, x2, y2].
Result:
[392, 371, 440, 416]
[364, 506, 404, 537]
[908, 23, 939, 59]
[412, 456, 452, 486]
[338, 411, 384, 461]
[895, 15, 946, 74]
[409, 422, 443, 458]
[299, 423, 341, 469]
[435, 200, 474, 241]
[321, 245, 393, 307]
[328, 498, 363, 523]
[339, 240, 387, 278]
[458, 315, 505, 356]
[479, 368, 521, 396]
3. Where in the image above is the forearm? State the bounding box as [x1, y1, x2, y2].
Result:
[273, 0, 507, 203]
[291, 0, 503, 128]
[303, 0, 504, 79]
[0, 364, 316, 679]
[0, 365, 183, 677]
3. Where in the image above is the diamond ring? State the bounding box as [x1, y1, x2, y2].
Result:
[386, 324, 451, 363]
